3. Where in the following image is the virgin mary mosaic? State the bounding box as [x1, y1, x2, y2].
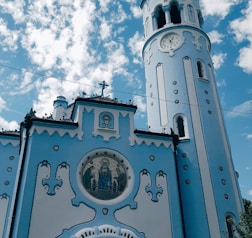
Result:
[81, 155, 127, 200]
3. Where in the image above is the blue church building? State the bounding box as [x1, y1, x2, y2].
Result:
[0, 0, 243, 237]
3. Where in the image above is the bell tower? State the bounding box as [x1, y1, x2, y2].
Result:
[141, 0, 243, 237]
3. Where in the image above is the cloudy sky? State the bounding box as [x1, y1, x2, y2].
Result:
[0, 0, 251, 199]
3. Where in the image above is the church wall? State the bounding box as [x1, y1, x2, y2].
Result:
[10, 100, 183, 238]
[0, 0, 244, 237]
[0, 134, 20, 238]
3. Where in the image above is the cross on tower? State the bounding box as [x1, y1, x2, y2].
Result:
[99, 80, 109, 97]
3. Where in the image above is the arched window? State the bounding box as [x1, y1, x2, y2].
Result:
[177, 116, 185, 137]
[187, 5, 195, 23]
[197, 60, 207, 79]
[157, 7, 166, 29]
[170, 2, 181, 24]
[174, 114, 188, 139]
[197, 61, 203, 78]
[226, 216, 234, 238]
[198, 10, 204, 28]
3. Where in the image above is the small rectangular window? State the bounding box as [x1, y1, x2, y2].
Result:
[197, 61, 204, 78]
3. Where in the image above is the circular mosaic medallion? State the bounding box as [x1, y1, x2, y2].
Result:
[80, 151, 129, 201]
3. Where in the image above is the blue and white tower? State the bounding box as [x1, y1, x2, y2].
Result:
[140, 0, 243, 237]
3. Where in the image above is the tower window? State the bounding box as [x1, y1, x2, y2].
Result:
[197, 61, 203, 78]
[174, 114, 188, 139]
[197, 60, 206, 79]
[157, 7, 166, 29]
[177, 116, 185, 137]
[198, 10, 204, 28]
[170, 3, 181, 24]
[188, 5, 195, 23]
[226, 216, 234, 238]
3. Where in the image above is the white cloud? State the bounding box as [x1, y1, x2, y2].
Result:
[248, 190, 252, 196]
[229, 1, 252, 43]
[200, 0, 241, 19]
[106, 42, 129, 74]
[130, 5, 142, 18]
[128, 31, 144, 65]
[216, 79, 226, 87]
[228, 100, 252, 117]
[98, 0, 111, 13]
[207, 30, 224, 44]
[22, 26, 65, 70]
[0, 0, 140, 125]
[9, 73, 19, 82]
[133, 95, 146, 113]
[133, 95, 146, 128]
[212, 52, 227, 69]
[17, 72, 35, 95]
[246, 134, 252, 140]
[0, 0, 25, 23]
[0, 117, 19, 131]
[229, 0, 252, 74]
[21, 0, 97, 74]
[124, 0, 141, 18]
[33, 77, 63, 117]
[235, 47, 252, 74]
[110, 3, 128, 24]
[125, 0, 137, 3]
[0, 19, 19, 51]
[0, 97, 6, 111]
[100, 18, 112, 40]
[7, 70, 36, 96]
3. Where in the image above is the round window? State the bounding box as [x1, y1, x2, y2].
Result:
[80, 151, 128, 201]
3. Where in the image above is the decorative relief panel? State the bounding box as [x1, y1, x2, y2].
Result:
[142, 169, 164, 202]
[73, 149, 135, 208]
[30, 125, 83, 140]
[93, 109, 120, 141]
[74, 224, 142, 238]
[99, 112, 114, 129]
[144, 45, 153, 64]
[0, 139, 19, 147]
[81, 154, 127, 201]
[59, 224, 145, 238]
[41, 161, 68, 196]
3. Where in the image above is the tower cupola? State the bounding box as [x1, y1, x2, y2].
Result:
[53, 96, 68, 120]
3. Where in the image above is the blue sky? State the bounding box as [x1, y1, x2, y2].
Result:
[0, 0, 251, 200]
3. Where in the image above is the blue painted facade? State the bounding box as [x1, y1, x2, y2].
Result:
[0, 132, 20, 238]
[141, 0, 243, 237]
[0, 0, 243, 237]
[1, 97, 184, 238]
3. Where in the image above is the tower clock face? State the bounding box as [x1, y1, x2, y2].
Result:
[160, 33, 181, 50]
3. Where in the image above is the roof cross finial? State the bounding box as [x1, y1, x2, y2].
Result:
[99, 80, 109, 97]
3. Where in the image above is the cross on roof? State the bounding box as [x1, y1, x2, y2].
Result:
[99, 80, 109, 97]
